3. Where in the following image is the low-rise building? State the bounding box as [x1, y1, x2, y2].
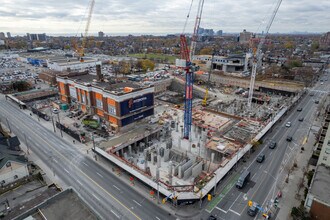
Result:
[305, 164, 330, 220]
[57, 65, 155, 129]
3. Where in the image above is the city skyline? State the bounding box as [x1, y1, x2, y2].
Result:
[0, 0, 329, 35]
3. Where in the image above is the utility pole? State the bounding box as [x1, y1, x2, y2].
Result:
[24, 132, 29, 155]
[51, 116, 56, 133]
[5, 118, 11, 133]
[157, 180, 160, 204]
[57, 113, 63, 138]
[213, 172, 217, 195]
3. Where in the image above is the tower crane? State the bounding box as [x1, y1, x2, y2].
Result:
[75, 0, 95, 62]
[247, 0, 282, 110]
[180, 0, 205, 139]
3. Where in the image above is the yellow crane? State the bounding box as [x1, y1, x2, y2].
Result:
[74, 0, 95, 62]
[202, 53, 214, 107]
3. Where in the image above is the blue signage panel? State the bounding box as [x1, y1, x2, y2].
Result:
[121, 108, 154, 126]
[120, 93, 154, 116]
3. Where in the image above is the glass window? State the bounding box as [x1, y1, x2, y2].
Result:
[108, 105, 116, 115]
[96, 99, 103, 109]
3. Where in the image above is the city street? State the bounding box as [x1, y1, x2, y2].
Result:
[202, 80, 329, 220]
[0, 95, 175, 220]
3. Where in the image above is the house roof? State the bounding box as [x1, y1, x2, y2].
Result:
[0, 153, 27, 169]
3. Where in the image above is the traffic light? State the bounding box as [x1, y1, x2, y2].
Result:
[208, 194, 212, 201]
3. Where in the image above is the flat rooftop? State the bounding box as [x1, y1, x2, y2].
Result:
[63, 73, 153, 95]
[11, 188, 98, 220]
[310, 164, 330, 205]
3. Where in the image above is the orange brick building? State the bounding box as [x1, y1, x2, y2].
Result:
[57, 71, 154, 129]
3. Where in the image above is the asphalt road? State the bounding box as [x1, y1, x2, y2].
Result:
[202, 78, 329, 220]
[0, 96, 175, 220]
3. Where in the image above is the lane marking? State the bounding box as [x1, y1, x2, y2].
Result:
[251, 173, 257, 180]
[82, 162, 89, 167]
[155, 217, 161, 220]
[215, 206, 228, 213]
[228, 192, 242, 211]
[113, 185, 121, 191]
[64, 168, 69, 174]
[77, 180, 83, 185]
[92, 193, 100, 201]
[97, 172, 104, 178]
[111, 210, 120, 218]
[133, 200, 142, 206]
[53, 159, 58, 163]
[0, 105, 142, 220]
[229, 209, 241, 216]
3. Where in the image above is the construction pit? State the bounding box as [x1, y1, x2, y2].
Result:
[93, 73, 303, 203]
[95, 95, 295, 203]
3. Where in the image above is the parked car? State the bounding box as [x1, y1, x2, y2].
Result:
[297, 107, 302, 112]
[309, 93, 314, 96]
[236, 170, 251, 189]
[256, 153, 265, 163]
[52, 108, 59, 114]
[207, 215, 217, 220]
[247, 203, 259, 217]
[315, 100, 319, 104]
[286, 136, 293, 142]
[285, 122, 291, 127]
[268, 141, 277, 149]
[298, 117, 304, 122]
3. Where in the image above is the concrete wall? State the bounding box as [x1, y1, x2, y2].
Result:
[183, 166, 193, 180]
[170, 78, 205, 98]
[192, 161, 203, 178]
[194, 74, 303, 93]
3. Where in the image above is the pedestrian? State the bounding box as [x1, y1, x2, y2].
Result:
[73, 140, 75, 144]
[30, 113, 32, 116]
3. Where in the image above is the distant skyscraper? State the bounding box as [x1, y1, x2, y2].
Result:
[26, 33, 47, 41]
[0, 32, 5, 40]
[6, 32, 11, 38]
[216, 30, 223, 36]
[98, 31, 104, 38]
[239, 29, 252, 43]
[198, 28, 214, 36]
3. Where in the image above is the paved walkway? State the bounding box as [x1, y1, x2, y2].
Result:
[275, 96, 330, 220]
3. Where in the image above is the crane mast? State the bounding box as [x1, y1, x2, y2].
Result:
[79, 0, 95, 62]
[181, 0, 205, 139]
[247, 0, 282, 109]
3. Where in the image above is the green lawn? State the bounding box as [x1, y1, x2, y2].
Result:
[128, 53, 178, 64]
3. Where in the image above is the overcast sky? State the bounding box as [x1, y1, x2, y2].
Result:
[0, 0, 329, 36]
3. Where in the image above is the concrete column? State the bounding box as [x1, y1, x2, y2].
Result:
[178, 138, 181, 149]
[176, 122, 179, 132]
[144, 154, 148, 171]
[169, 161, 173, 185]
[157, 155, 161, 168]
[211, 152, 215, 163]
[180, 126, 184, 138]
[151, 152, 154, 164]
[116, 151, 120, 157]
[120, 149, 124, 157]
[157, 131, 160, 140]
[156, 168, 160, 181]
[128, 145, 132, 155]
[124, 152, 128, 160]
[178, 166, 183, 179]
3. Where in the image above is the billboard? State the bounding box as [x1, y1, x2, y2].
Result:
[119, 93, 154, 116]
[121, 109, 154, 127]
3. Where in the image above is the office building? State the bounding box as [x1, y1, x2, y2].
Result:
[57, 65, 154, 129]
[0, 32, 5, 40]
[98, 31, 104, 38]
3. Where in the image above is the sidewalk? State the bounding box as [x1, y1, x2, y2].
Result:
[17, 108, 201, 219]
[275, 97, 329, 220]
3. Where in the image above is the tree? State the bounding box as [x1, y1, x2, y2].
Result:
[199, 47, 213, 55]
[136, 59, 155, 72]
[118, 61, 131, 75]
